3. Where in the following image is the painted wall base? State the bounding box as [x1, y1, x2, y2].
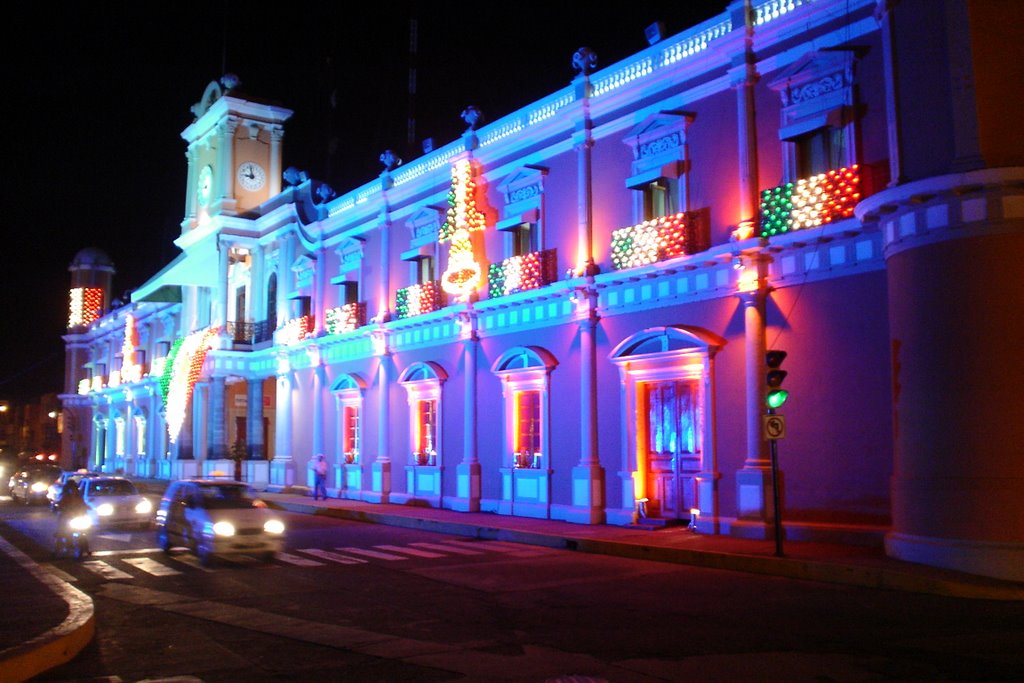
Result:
[340, 463, 363, 500]
[172, 459, 199, 480]
[364, 460, 391, 504]
[203, 459, 233, 477]
[886, 531, 1024, 583]
[245, 460, 270, 490]
[451, 461, 481, 512]
[565, 464, 606, 524]
[270, 457, 295, 488]
[735, 467, 774, 521]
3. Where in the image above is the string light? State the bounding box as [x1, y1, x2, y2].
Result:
[162, 328, 220, 443]
[759, 165, 861, 237]
[120, 315, 142, 384]
[68, 287, 103, 328]
[440, 159, 486, 299]
[278, 315, 314, 346]
[396, 281, 444, 319]
[325, 303, 367, 335]
[488, 249, 557, 298]
[610, 213, 698, 270]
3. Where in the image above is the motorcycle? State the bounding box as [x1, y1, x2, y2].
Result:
[53, 513, 92, 560]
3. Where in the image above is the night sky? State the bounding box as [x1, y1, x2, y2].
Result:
[2, 2, 725, 402]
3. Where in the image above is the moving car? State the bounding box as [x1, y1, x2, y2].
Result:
[9, 464, 63, 505]
[79, 476, 154, 530]
[47, 469, 103, 512]
[155, 478, 285, 566]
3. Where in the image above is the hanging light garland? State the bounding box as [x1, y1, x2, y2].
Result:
[278, 315, 314, 346]
[488, 249, 557, 298]
[325, 303, 367, 335]
[68, 287, 103, 328]
[440, 159, 487, 300]
[396, 281, 444, 319]
[610, 213, 697, 270]
[760, 165, 861, 237]
[120, 314, 143, 384]
[162, 327, 220, 443]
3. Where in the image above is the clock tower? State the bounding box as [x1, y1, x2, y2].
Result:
[181, 74, 293, 231]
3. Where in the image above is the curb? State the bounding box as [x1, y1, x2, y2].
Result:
[268, 498, 1024, 602]
[0, 535, 95, 683]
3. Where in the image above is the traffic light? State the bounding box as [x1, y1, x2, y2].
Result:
[766, 349, 788, 409]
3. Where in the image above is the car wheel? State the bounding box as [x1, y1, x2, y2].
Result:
[72, 538, 89, 560]
[53, 535, 68, 558]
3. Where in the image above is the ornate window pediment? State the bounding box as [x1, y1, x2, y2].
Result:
[290, 254, 315, 290]
[406, 207, 444, 248]
[768, 50, 859, 180]
[496, 166, 547, 229]
[334, 237, 365, 275]
[623, 111, 696, 181]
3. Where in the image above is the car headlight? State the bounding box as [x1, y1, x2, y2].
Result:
[263, 519, 285, 535]
[31, 482, 48, 493]
[68, 515, 92, 531]
[96, 503, 114, 516]
[212, 521, 236, 537]
[135, 499, 153, 514]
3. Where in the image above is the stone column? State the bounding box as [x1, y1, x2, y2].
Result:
[571, 47, 597, 276]
[731, 0, 760, 224]
[312, 362, 326, 458]
[453, 311, 480, 511]
[207, 375, 227, 460]
[569, 279, 605, 524]
[247, 377, 264, 459]
[368, 337, 392, 503]
[270, 367, 295, 488]
[733, 253, 774, 538]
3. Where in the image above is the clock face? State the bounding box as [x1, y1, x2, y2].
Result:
[197, 165, 213, 206]
[237, 161, 266, 191]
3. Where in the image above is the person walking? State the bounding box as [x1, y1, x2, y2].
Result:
[313, 454, 328, 500]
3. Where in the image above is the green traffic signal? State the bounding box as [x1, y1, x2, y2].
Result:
[766, 389, 789, 409]
[765, 349, 788, 409]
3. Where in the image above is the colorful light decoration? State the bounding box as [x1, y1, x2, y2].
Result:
[396, 281, 444, 319]
[440, 159, 487, 300]
[610, 212, 702, 270]
[68, 287, 103, 328]
[488, 249, 557, 298]
[325, 303, 367, 335]
[278, 315, 314, 346]
[120, 314, 143, 384]
[162, 328, 220, 443]
[759, 165, 861, 237]
[78, 378, 91, 395]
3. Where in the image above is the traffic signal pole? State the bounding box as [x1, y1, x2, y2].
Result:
[768, 405, 783, 557]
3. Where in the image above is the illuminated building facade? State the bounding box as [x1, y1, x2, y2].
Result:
[61, 0, 1024, 581]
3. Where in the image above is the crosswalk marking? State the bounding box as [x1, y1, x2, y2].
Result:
[42, 563, 79, 582]
[169, 554, 215, 572]
[444, 539, 548, 557]
[82, 560, 134, 580]
[298, 548, 367, 564]
[123, 557, 181, 576]
[276, 551, 326, 567]
[411, 541, 483, 555]
[337, 546, 409, 561]
[374, 544, 446, 558]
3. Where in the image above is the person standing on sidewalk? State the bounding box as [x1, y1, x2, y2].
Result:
[312, 454, 328, 500]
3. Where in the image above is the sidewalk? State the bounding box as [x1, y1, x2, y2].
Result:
[3, 487, 1023, 682]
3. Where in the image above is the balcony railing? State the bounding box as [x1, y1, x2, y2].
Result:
[396, 281, 446, 319]
[759, 165, 861, 237]
[226, 320, 273, 345]
[610, 210, 710, 271]
[488, 248, 558, 299]
[325, 302, 367, 335]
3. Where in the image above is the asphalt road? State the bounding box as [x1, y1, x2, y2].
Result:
[3, 497, 1024, 682]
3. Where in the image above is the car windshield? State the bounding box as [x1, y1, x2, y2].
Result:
[196, 484, 259, 509]
[88, 480, 138, 496]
